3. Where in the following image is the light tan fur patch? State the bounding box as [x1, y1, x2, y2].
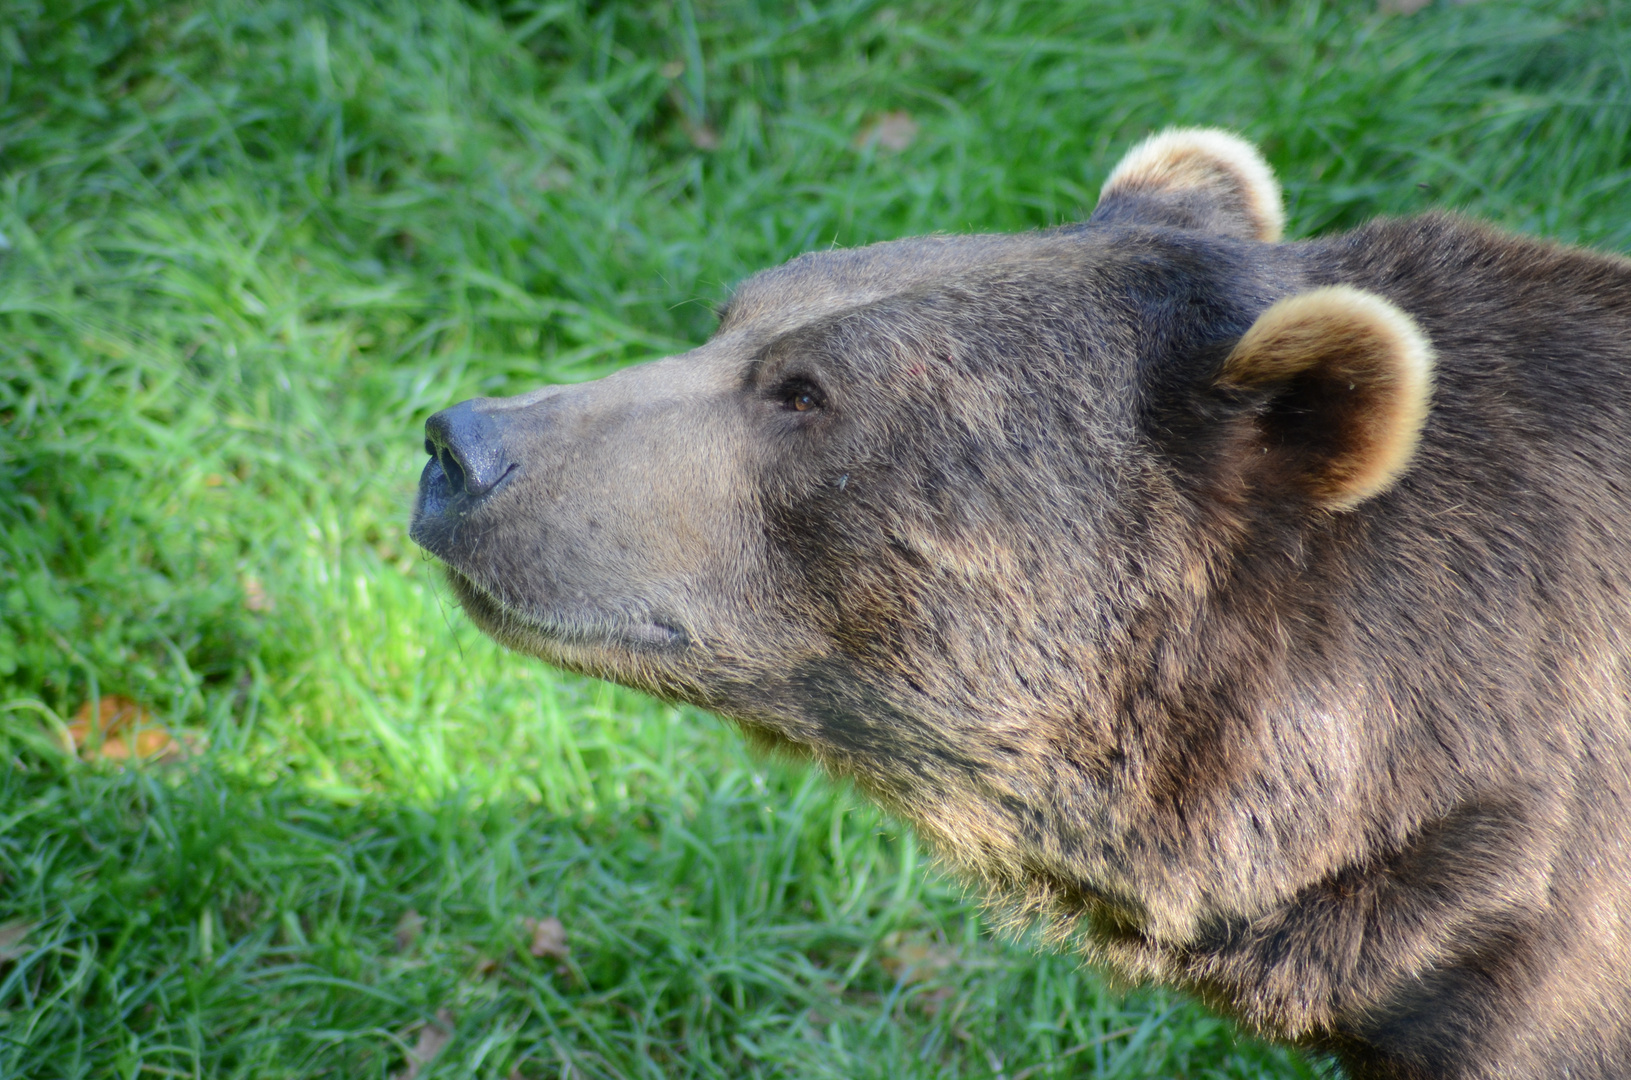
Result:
[1101, 128, 1286, 243]
[1220, 285, 1435, 510]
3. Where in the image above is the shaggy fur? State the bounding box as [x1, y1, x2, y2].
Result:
[411, 129, 1631, 1079]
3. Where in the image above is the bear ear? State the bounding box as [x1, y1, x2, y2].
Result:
[1214, 286, 1434, 511]
[1091, 128, 1285, 243]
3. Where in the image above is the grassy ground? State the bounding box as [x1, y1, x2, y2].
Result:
[1, 0, 1628, 1076]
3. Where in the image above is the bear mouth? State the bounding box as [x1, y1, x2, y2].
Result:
[410, 456, 690, 655]
[440, 564, 691, 654]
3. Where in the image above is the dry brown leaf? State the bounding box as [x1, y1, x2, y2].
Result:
[97, 728, 181, 761]
[522, 915, 569, 960]
[66, 696, 199, 764]
[0, 920, 33, 962]
[803, 1008, 830, 1041]
[394, 909, 424, 952]
[1006, 1026, 1142, 1080]
[684, 119, 720, 151]
[854, 110, 918, 153]
[392, 1008, 454, 1080]
[531, 166, 572, 192]
[917, 985, 957, 1016]
[878, 933, 958, 984]
[67, 695, 148, 746]
[242, 573, 272, 612]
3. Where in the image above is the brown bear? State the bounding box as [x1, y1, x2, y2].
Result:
[410, 129, 1631, 1079]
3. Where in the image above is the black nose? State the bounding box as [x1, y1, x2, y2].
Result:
[424, 401, 515, 498]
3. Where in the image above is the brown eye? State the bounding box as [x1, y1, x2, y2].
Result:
[779, 380, 825, 413]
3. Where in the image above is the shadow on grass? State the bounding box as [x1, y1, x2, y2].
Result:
[0, 737, 1317, 1079]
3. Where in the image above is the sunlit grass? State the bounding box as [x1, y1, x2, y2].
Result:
[1, 0, 1627, 1076]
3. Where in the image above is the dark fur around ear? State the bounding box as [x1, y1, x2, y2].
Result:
[1091, 128, 1285, 243]
[1213, 286, 1435, 511]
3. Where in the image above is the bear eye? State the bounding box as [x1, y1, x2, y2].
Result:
[779, 380, 826, 413]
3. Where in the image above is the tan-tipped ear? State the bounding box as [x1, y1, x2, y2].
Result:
[1091, 128, 1285, 243]
[1218, 286, 1434, 510]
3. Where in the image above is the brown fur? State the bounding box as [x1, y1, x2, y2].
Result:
[411, 129, 1631, 1078]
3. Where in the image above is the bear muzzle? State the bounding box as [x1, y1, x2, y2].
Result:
[409, 368, 746, 662]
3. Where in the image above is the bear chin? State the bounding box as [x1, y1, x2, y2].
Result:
[441, 566, 689, 657]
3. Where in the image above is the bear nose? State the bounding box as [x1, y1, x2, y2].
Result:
[424, 401, 515, 498]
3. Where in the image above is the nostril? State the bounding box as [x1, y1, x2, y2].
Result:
[423, 436, 468, 493]
[438, 447, 468, 493]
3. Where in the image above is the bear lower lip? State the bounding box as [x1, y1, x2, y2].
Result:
[441, 566, 689, 653]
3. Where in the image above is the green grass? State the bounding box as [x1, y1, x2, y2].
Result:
[1, 0, 1627, 1076]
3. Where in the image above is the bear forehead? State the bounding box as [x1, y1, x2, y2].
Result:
[717, 229, 1149, 341]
